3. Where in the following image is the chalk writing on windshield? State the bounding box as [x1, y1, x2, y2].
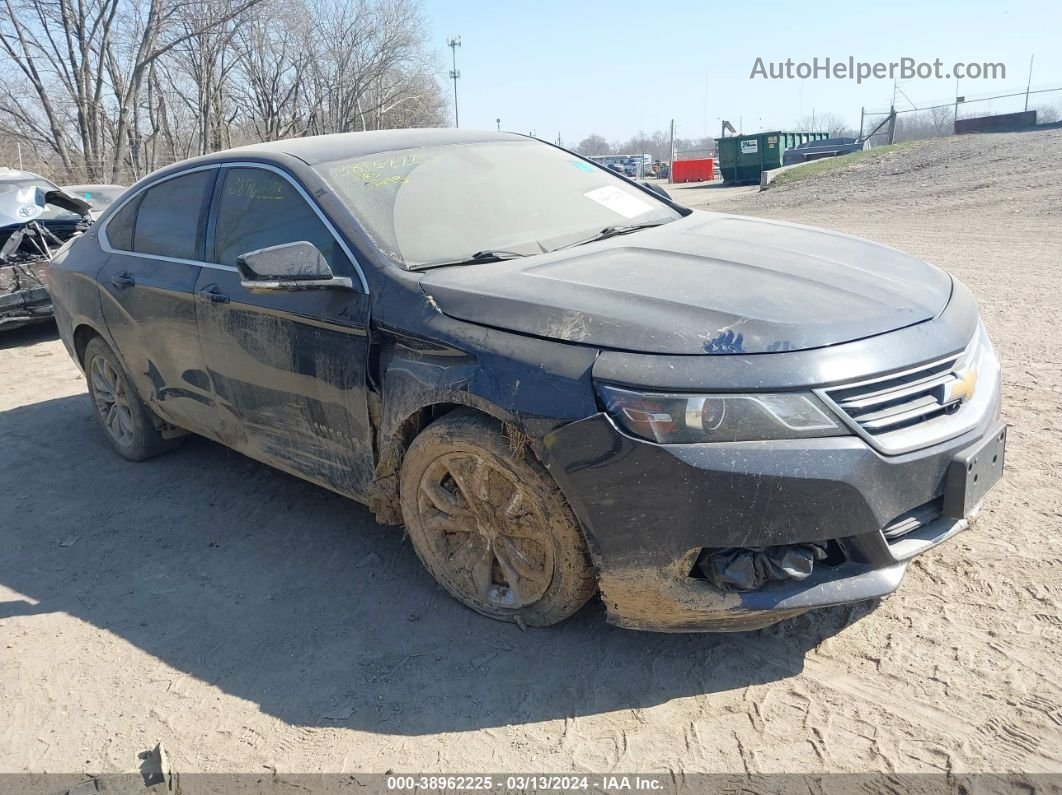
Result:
[331, 153, 435, 188]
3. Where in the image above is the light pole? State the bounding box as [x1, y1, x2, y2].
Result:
[496, 118, 501, 131]
[447, 36, 461, 127]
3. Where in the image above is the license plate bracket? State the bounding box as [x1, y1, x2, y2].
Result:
[943, 425, 1007, 518]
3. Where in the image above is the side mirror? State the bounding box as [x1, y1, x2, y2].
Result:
[237, 241, 331, 280]
[236, 241, 353, 291]
[640, 182, 671, 202]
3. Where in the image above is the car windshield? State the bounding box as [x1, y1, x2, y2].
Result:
[316, 140, 681, 269]
[0, 178, 83, 226]
[63, 185, 125, 210]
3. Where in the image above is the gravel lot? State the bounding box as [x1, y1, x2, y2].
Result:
[1, 129, 1060, 776]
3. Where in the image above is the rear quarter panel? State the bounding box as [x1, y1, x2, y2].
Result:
[47, 228, 112, 369]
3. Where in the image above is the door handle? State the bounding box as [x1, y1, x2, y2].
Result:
[110, 272, 135, 289]
[198, 285, 230, 304]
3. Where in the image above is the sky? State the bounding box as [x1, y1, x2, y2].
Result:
[422, 0, 1062, 144]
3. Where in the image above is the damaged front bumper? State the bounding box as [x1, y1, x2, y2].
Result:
[542, 412, 1006, 632]
[1, 219, 83, 330]
[0, 279, 52, 328]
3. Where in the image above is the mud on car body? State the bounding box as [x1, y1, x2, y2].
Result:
[0, 168, 92, 330]
[46, 130, 1005, 632]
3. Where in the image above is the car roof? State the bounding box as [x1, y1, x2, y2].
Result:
[221, 128, 528, 165]
[0, 167, 57, 187]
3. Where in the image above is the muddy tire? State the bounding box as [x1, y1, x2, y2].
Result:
[399, 409, 596, 627]
[84, 337, 182, 462]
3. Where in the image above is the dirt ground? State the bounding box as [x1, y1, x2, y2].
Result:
[2, 129, 1061, 776]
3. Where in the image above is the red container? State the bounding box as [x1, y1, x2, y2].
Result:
[671, 158, 714, 183]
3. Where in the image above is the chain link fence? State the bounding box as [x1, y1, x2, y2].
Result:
[861, 84, 1062, 146]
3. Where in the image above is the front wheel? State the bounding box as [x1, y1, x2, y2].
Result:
[399, 410, 596, 627]
[84, 336, 183, 462]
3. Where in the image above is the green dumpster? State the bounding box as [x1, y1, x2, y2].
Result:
[717, 130, 829, 184]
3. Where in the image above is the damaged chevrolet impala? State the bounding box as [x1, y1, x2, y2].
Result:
[47, 130, 1005, 631]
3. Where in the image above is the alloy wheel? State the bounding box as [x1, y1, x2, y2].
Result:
[415, 452, 554, 609]
[90, 355, 136, 448]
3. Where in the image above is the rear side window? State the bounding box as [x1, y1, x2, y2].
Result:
[133, 170, 213, 259]
[104, 194, 140, 251]
[213, 168, 349, 273]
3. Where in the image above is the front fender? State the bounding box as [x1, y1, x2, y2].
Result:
[368, 317, 600, 522]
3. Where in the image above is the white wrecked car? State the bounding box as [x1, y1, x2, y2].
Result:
[0, 168, 91, 330]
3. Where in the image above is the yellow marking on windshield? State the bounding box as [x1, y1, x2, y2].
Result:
[331, 153, 434, 187]
[226, 176, 285, 200]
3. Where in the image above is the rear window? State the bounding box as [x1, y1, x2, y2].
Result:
[132, 170, 214, 259]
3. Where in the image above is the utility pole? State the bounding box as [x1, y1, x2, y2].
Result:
[668, 119, 675, 184]
[1025, 54, 1035, 112]
[953, 76, 960, 131]
[447, 36, 462, 128]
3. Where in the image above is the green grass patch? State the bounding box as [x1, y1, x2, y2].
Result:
[767, 140, 924, 189]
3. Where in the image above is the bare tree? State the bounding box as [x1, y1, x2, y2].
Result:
[0, 0, 264, 181]
[0, 0, 122, 176]
[230, 2, 310, 141]
[794, 112, 855, 138]
[167, 0, 248, 156]
[1, 0, 447, 182]
[302, 0, 436, 134]
[1033, 103, 1061, 123]
[575, 134, 611, 156]
[928, 104, 955, 136]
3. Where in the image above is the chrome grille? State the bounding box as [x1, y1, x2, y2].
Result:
[817, 323, 1000, 455]
[827, 356, 960, 435]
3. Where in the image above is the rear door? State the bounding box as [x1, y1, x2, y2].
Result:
[98, 167, 219, 434]
[193, 163, 375, 501]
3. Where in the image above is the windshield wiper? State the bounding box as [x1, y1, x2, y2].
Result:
[410, 249, 530, 271]
[557, 220, 670, 250]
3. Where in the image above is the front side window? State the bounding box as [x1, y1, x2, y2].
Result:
[133, 170, 214, 259]
[316, 140, 680, 269]
[213, 168, 348, 272]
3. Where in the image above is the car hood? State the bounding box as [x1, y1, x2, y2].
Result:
[418, 211, 953, 355]
[0, 184, 91, 229]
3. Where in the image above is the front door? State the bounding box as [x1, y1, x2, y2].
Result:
[194, 164, 375, 501]
[98, 167, 219, 434]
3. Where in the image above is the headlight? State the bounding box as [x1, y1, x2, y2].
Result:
[597, 384, 847, 444]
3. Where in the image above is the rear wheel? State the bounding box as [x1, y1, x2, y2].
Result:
[399, 410, 596, 627]
[84, 336, 182, 461]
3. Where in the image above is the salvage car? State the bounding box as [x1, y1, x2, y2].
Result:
[1, 168, 91, 330]
[47, 130, 1006, 631]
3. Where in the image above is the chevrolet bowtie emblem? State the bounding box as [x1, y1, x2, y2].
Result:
[942, 367, 977, 405]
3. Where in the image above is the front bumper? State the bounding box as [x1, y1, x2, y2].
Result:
[542, 411, 1005, 632]
[0, 284, 53, 329]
